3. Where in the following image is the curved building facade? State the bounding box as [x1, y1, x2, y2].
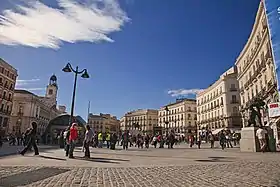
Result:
[197, 67, 241, 132]
[235, 2, 278, 126]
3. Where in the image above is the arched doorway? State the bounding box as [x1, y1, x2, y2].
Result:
[42, 114, 86, 145]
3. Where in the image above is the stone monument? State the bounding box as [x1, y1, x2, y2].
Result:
[240, 98, 265, 152]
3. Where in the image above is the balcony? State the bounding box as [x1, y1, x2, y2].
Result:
[230, 100, 239, 104]
[0, 108, 11, 115]
[229, 88, 237, 92]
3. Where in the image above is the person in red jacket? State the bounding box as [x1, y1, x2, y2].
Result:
[68, 123, 78, 158]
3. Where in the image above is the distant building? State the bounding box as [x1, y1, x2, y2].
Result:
[158, 98, 197, 134]
[88, 113, 120, 133]
[9, 75, 65, 135]
[0, 58, 18, 135]
[58, 105, 66, 113]
[196, 67, 241, 132]
[120, 109, 158, 133]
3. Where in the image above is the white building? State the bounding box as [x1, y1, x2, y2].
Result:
[235, 2, 277, 127]
[120, 109, 158, 133]
[9, 75, 65, 135]
[158, 98, 197, 134]
[197, 67, 241, 132]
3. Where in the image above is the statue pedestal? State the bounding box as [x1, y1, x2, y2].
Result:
[240, 127, 260, 152]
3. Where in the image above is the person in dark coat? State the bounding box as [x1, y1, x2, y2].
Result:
[19, 122, 39, 156]
[110, 133, 118, 150]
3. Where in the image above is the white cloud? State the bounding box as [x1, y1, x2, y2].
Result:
[0, 0, 129, 49]
[168, 89, 204, 97]
[16, 87, 45, 91]
[16, 78, 40, 86]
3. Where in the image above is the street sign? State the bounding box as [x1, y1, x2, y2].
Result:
[268, 102, 280, 118]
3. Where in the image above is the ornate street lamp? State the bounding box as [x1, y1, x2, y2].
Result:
[62, 63, 89, 126]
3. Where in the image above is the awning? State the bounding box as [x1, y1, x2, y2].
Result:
[212, 128, 224, 135]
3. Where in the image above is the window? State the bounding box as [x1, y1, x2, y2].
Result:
[233, 107, 238, 115]
[221, 97, 223, 105]
[264, 74, 267, 84]
[255, 85, 258, 94]
[232, 95, 237, 103]
[48, 89, 53, 95]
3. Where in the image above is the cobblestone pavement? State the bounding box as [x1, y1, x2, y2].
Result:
[1, 144, 280, 187]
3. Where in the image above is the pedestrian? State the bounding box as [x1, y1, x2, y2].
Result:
[219, 130, 226, 150]
[122, 130, 129, 150]
[225, 131, 233, 148]
[68, 123, 78, 158]
[256, 127, 267, 152]
[64, 127, 70, 157]
[83, 125, 93, 158]
[152, 135, 157, 148]
[209, 132, 214, 148]
[98, 132, 103, 148]
[106, 132, 111, 149]
[197, 134, 202, 149]
[19, 122, 39, 156]
[110, 133, 118, 150]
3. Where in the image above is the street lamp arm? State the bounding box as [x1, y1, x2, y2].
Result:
[77, 69, 87, 74]
[67, 63, 76, 72]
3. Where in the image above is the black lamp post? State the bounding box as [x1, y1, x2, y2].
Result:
[164, 106, 169, 134]
[62, 63, 89, 126]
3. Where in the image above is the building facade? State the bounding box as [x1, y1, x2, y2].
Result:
[88, 113, 120, 133]
[158, 98, 197, 134]
[120, 109, 158, 133]
[197, 67, 241, 131]
[0, 58, 18, 135]
[9, 75, 64, 135]
[235, 2, 277, 127]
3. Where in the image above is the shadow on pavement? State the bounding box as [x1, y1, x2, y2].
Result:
[39, 155, 67, 161]
[74, 156, 128, 164]
[0, 167, 70, 187]
[195, 156, 235, 163]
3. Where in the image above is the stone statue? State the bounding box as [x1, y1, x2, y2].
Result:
[246, 98, 266, 127]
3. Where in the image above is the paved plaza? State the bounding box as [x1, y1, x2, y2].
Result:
[1, 143, 280, 187]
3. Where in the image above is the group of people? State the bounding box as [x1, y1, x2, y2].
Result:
[10, 121, 270, 159]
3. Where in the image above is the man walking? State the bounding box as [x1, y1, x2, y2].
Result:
[84, 125, 93, 158]
[256, 127, 267, 152]
[19, 122, 39, 156]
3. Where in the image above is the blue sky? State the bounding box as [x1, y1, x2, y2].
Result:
[0, 0, 260, 120]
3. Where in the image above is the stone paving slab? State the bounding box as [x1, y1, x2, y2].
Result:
[1, 144, 280, 186]
[1, 161, 280, 187]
